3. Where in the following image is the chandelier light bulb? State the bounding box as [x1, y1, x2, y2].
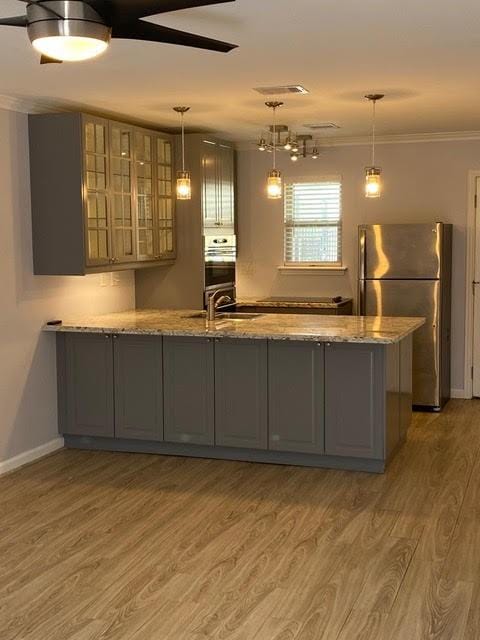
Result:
[284, 137, 292, 151]
[290, 152, 299, 162]
[258, 138, 267, 152]
[311, 148, 319, 160]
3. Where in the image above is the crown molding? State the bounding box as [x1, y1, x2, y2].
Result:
[235, 130, 480, 151]
[0, 94, 62, 115]
[1, 94, 480, 149]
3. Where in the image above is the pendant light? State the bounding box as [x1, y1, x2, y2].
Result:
[365, 94, 384, 198]
[173, 106, 192, 200]
[266, 101, 283, 199]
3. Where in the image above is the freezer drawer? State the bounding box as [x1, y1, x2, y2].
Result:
[359, 223, 441, 279]
[363, 279, 440, 407]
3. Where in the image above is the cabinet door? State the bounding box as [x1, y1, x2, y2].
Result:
[83, 116, 111, 267]
[268, 341, 324, 454]
[163, 337, 214, 445]
[134, 130, 156, 262]
[202, 141, 219, 228]
[110, 122, 136, 264]
[114, 335, 163, 441]
[324, 343, 384, 459]
[217, 144, 235, 229]
[155, 136, 176, 259]
[215, 339, 267, 449]
[63, 333, 114, 437]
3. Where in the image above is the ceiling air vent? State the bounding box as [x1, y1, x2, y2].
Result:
[304, 123, 340, 130]
[254, 85, 309, 95]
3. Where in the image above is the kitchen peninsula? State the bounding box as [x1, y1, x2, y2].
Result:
[46, 311, 424, 473]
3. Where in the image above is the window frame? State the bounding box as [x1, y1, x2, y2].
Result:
[283, 176, 343, 268]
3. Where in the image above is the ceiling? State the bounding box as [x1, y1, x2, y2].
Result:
[1, 0, 480, 143]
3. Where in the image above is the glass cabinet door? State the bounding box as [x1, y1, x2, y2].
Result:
[134, 130, 155, 261]
[84, 118, 110, 266]
[156, 136, 175, 258]
[202, 141, 219, 229]
[110, 123, 136, 263]
[218, 144, 235, 229]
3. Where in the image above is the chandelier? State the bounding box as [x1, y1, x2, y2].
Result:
[257, 101, 319, 162]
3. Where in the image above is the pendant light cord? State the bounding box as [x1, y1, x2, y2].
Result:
[181, 112, 185, 173]
[273, 105, 277, 169]
[372, 99, 376, 166]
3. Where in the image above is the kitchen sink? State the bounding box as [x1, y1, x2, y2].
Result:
[185, 312, 263, 321]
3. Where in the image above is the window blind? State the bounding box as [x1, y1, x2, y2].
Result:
[284, 181, 342, 265]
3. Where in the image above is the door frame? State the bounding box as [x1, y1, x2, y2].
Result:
[464, 170, 480, 399]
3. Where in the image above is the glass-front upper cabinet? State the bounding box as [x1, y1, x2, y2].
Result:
[218, 143, 235, 229]
[201, 140, 235, 231]
[84, 116, 110, 266]
[134, 130, 155, 261]
[156, 136, 175, 259]
[110, 123, 136, 263]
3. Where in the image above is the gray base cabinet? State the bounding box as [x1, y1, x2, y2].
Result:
[215, 338, 268, 449]
[56, 333, 413, 472]
[324, 341, 410, 461]
[163, 337, 215, 445]
[58, 333, 115, 437]
[114, 335, 163, 441]
[268, 341, 324, 454]
[57, 333, 163, 440]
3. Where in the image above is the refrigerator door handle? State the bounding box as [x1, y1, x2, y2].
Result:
[358, 227, 367, 315]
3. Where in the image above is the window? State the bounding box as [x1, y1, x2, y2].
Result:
[284, 180, 342, 266]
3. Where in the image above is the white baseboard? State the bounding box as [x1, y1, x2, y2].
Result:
[0, 437, 64, 476]
[451, 388, 466, 399]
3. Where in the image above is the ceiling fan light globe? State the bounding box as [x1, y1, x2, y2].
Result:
[28, 12, 111, 62]
[32, 35, 109, 61]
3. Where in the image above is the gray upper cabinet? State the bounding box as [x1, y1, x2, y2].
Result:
[29, 112, 175, 275]
[163, 337, 215, 445]
[58, 332, 115, 437]
[324, 343, 384, 460]
[201, 139, 235, 232]
[114, 335, 164, 441]
[215, 338, 268, 449]
[268, 341, 325, 454]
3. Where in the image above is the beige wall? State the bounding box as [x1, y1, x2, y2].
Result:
[0, 109, 135, 464]
[236, 139, 480, 394]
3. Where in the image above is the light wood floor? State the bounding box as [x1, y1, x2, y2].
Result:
[1, 400, 480, 640]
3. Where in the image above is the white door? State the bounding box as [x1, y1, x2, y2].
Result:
[473, 177, 480, 396]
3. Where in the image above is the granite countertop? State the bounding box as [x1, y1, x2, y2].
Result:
[43, 309, 425, 344]
[238, 297, 353, 309]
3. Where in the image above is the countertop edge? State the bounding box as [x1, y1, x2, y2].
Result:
[43, 318, 425, 344]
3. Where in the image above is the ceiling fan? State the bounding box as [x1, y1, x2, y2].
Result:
[0, 0, 238, 64]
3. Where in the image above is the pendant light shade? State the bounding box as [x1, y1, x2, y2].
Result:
[365, 94, 384, 199]
[265, 101, 283, 199]
[173, 106, 191, 201]
[267, 169, 282, 199]
[365, 167, 382, 198]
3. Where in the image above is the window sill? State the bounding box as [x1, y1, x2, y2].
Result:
[278, 265, 348, 276]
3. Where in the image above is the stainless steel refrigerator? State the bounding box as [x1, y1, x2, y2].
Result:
[358, 223, 452, 410]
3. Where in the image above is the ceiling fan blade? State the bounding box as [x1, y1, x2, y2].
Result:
[112, 20, 237, 52]
[109, 0, 235, 19]
[0, 15, 28, 27]
[40, 55, 63, 64]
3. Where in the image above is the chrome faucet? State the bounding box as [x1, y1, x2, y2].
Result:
[207, 287, 234, 322]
